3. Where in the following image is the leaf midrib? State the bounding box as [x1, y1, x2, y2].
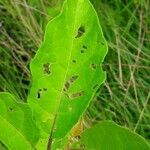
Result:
[49, 0, 82, 137]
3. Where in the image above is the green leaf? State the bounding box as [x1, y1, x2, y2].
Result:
[0, 92, 39, 150]
[80, 121, 150, 150]
[28, 0, 107, 141]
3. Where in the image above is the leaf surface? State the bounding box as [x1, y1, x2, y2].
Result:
[28, 0, 108, 140]
[80, 121, 150, 150]
[0, 93, 39, 150]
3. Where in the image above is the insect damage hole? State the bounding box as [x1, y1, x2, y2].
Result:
[72, 60, 76, 63]
[81, 50, 85, 53]
[83, 45, 87, 49]
[37, 88, 47, 99]
[70, 91, 84, 99]
[9, 106, 14, 111]
[75, 26, 85, 38]
[43, 63, 51, 75]
[43, 88, 47, 91]
[37, 89, 42, 99]
[91, 64, 97, 70]
[64, 75, 79, 92]
[9, 107, 13, 111]
[81, 45, 87, 54]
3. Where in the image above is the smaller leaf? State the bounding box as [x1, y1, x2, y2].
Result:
[80, 121, 150, 150]
[0, 92, 39, 150]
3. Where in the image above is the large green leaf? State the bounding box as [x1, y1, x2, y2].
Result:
[0, 92, 39, 150]
[28, 0, 107, 142]
[80, 121, 150, 150]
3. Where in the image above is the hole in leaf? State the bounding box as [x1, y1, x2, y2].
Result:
[83, 45, 87, 49]
[37, 89, 42, 99]
[9, 107, 13, 111]
[43, 88, 47, 91]
[81, 50, 85, 53]
[80, 45, 87, 54]
[70, 91, 84, 99]
[43, 63, 51, 75]
[72, 60, 76, 63]
[64, 82, 69, 92]
[76, 135, 81, 140]
[37, 88, 47, 99]
[9, 107, 14, 111]
[75, 26, 85, 38]
[64, 75, 79, 91]
[70, 76, 79, 83]
[91, 64, 97, 70]
[64, 92, 70, 99]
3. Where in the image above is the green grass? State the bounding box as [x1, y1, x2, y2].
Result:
[0, 0, 150, 142]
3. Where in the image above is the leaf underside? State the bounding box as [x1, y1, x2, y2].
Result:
[0, 93, 39, 150]
[81, 121, 150, 150]
[28, 0, 108, 141]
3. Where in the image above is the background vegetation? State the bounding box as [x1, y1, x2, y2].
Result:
[0, 0, 149, 143]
